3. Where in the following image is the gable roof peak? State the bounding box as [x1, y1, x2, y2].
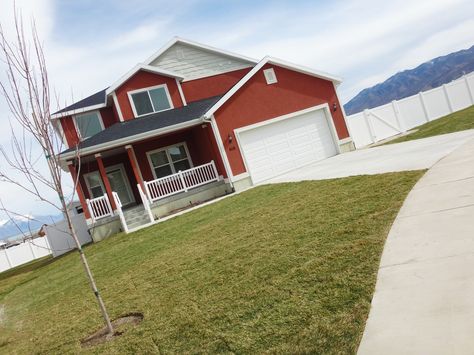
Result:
[144, 36, 259, 66]
[105, 64, 184, 96]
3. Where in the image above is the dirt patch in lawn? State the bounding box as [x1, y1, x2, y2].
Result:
[80, 312, 143, 348]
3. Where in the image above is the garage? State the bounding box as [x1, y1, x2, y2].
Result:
[236, 108, 338, 183]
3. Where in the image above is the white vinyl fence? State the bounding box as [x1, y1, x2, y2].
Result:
[346, 73, 474, 148]
[0, 214, 92, 273]
[0, 238, 51, 273]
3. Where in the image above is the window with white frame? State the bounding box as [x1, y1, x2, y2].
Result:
[74, 111, 103, 139]
[147, 143, 192, 179]
[263, 68, 278, 84]
[129, 85, 173, 117]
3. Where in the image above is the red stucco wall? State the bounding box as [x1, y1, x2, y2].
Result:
[115, 70, 184, 121]
[181, 68, 251, 103]
[214, 64, 350, 176]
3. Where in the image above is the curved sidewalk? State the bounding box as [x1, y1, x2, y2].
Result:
[358, 137, 474, 354]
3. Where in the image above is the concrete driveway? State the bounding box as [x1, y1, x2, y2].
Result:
[266, 129, 474, 183]
[358, 136, 474, 354]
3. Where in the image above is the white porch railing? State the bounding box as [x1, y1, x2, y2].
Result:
[137, 183, 154, 223]
[112, 191, 128, 233]
[145, 160, 219, 203]
[86, 194, 113, 223]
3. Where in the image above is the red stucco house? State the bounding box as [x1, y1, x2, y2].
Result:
[53, 37, 354, 240]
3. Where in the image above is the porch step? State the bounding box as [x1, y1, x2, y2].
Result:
[123, 206, 152, 230]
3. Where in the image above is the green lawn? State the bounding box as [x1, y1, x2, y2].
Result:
[0, 171, 423, 354]
[386, 104, 474, 144]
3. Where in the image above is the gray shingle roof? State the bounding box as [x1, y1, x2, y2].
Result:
[55, 89, 107, 114]
[60, 95, 222, 156]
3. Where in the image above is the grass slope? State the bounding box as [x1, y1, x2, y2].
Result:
[387, 104, 474, 144]
[0, 172, 423, 354]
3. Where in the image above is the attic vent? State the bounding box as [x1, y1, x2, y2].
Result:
[176, 49, 185, 60]
[263, 68, 277, 84]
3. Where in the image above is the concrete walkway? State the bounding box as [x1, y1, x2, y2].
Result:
[358, 137, 474, 354]
[267, 130, 474, 183]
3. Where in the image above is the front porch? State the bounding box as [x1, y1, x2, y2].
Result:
[66, 124, 233, 240]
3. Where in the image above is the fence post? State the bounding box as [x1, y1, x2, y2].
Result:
[418, 92, 430, 122]
[144, 182, 152, 202]
[179, 171, 188, 192]
[391, 100, 406, 132]
[442, 84, 453, 113]
[86, 198, 95, 223]
[464, 75, 474, 105]
[210, 160, 219, 180]
[363, 109, 376, 143]
[3, 248, 12, 269]
[28, 239, 37, 259]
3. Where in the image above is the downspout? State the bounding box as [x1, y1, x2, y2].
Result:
[202, 114, 234, 190]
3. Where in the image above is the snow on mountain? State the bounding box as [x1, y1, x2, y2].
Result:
[0, 214, 62, 240]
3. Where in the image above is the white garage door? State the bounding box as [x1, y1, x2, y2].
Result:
[238, 109, 338, 183]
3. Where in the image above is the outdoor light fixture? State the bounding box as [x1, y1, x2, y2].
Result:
[228, 134, 233, 143]
[333, 103, 337, 112]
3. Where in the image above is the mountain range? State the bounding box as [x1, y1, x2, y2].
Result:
[0, 214, 63, 241]
[344, 44, 474, 115]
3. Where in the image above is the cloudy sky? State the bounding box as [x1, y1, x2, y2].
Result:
[0, 0, 473, 219]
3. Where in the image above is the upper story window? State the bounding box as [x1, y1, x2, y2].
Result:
[128, 84, 173, 117]
[74, 111, 104, 140]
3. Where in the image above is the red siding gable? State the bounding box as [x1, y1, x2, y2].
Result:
[181, 68, 252, 103]
[214, 64, 350, 176]
[114, 70, 184, 121]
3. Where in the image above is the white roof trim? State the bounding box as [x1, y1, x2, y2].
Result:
[59, 118, 204, 161]
[105, 64, 184, 96]
[144, 36, 259, 66]
[51, 103, 107, 119]
[203, 56, 343, 119]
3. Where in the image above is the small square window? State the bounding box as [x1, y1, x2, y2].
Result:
[263, 68, 277, 84]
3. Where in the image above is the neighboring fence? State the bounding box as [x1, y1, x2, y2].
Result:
[0, 237, 51, 273]
[0, 214, 92, 273]
[346, 73, 474, 148]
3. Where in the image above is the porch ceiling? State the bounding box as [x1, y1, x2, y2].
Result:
[59, 95, 222, 160]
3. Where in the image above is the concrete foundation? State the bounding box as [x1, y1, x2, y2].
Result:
[89, 215, 122, 242]
[150, 180, 232, 218]
[339, 139, 356, 153]
[232, 176, 253, 192]
[87, 180, 232, 241]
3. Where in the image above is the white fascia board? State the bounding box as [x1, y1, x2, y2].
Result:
[265, 57, 343, 84]
[203, 57, 269, 118]
[105, 64, 184, 96]
[203, 56, 343, 119]
[59, 118, 203, 161]
[144, 36, 259, 66]
[50, 103, 107, 119]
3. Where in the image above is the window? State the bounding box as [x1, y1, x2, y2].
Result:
[263, 68, 277, 84]
[129, 85, 173, 117]
[74, 111, 103, 139]
[84, 172, 105, 198]
[147, 143, 192, 179]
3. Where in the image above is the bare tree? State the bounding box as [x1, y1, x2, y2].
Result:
[0, 10, 114, 334]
